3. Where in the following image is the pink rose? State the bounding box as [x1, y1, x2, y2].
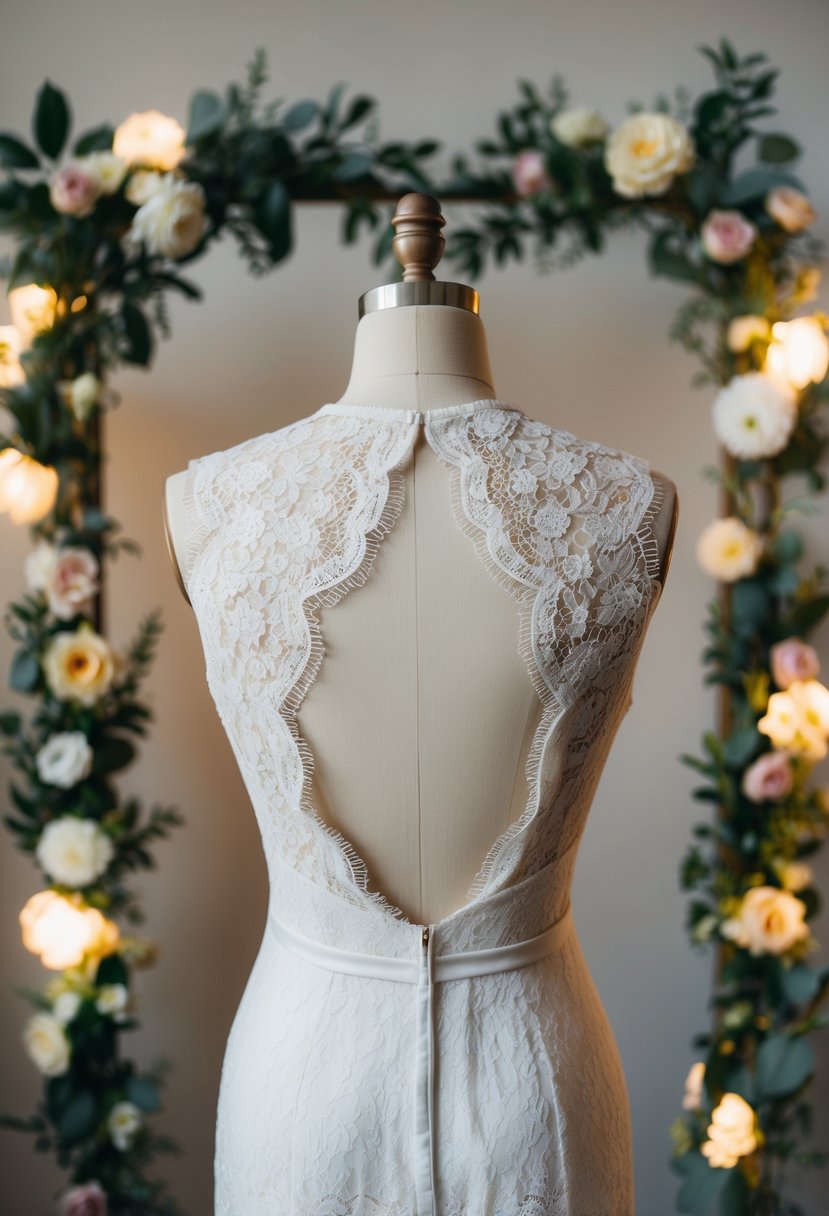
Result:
[770, 637, 820, 690]
[701, 209, 757, 264]
[57, 1180, 108, 1216]
[49, 166, 99, 219]
[48, 547, 100, 621]
[742, 751, 795, 803]
[513, 150, 553, 199]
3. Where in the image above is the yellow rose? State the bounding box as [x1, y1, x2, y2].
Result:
[604, 112, 695, 198]
[721, 886, 810, 957]
[42, 621, 115, 706]
[701, 1093, 758, 1168]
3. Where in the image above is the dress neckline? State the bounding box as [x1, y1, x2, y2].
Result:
[315, 398, 515, 424]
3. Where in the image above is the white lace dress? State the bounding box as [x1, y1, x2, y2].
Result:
[180, 399, 665, 1216]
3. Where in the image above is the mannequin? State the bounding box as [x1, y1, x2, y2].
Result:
[164, 195, 678, 925]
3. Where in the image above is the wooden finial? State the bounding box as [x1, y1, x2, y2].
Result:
[391, 193, 446, 282]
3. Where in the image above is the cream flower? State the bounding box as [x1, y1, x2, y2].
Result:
[682, 1060, 706, 1111]
[711, 371, 796, 459]
[113, 109, 185, 171]
[512, 149, 553, 198]
[696, 516, 763, 582]
[57, 1180, 108, 1216]
[604, 112, 695, 198]
[0, 324, 25, 388]
[80, 150, 128, 196]
[701, 1092, 758, 1168]
[766, 186, 818, 233]
[124, 168, 167, 207]
[52, 990, 83, 1024]
[741, 751, 794, 803]
[774, 859, 812, 893]
[24, 539, 58, 591]
[107, 1100, 142, 1151]
[36, 815, 115, 887]
[96, 983, 130, 1021]
[43, 621, 116, 705]
[551, 106, 609, 148]
[22, 1011, 71, 1076]
[727, 314, 770, 353]
[36, 730, 94, 788]
[720, 885, 810, 957]
[69, 372, 101, 422]
[48, 546, 100, 620]
[771, 637, 820, 690]
[757, 679, 829, 760]
[125, 173, 207, 259]
[701, 209, 757, 264]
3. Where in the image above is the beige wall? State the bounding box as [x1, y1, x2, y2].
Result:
[2, 2, 828, 1212]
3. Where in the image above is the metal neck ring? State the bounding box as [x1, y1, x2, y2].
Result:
[358, 280, 479, 319]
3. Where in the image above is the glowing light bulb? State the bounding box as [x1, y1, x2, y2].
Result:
[765, 316, 829, 391]
[8, 284, 58, 342]
[0, 448, 59, 523]
[19, 890, 120, 971]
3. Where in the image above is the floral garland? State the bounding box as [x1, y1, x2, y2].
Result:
[0, 38, 827, 1216]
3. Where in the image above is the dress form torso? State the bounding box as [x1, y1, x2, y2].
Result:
[164, 303, 678, 925]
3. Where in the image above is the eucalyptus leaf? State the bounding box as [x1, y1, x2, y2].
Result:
[187, 90, 228, 143]
[280, 99, 319, 132]
[10, 649, 39, 693]
[55, 1089, 98, 1142]
[756, 1033, 814, 1099]
[758, 133, 800, 164]
[676, 1150, 730, 1214]
[720, 167, 803, 206]
[781, 964, 819, 1006]
[126, 1076, 161, 1112]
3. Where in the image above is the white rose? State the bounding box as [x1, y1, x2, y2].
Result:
[52, 990, 83, 1024]
[696, 516, 763, 582]
[36, 731, 94, 788]
[70, 372, 101, 422]
[721, 886, 810, 956]
[711, 371, 797, 459]
[96, 983, 130, 1021]
[80, 151, 128, 196]
[22, 1011, 70, 1076]
[35, 816, 115, 888]
[124, 168, 166, 207]
[108, 1100, 142, 1150]
[24, 539, 59, 591]
[125, 174, 207, 259]
[727, 314, 770, 353]
[766, 186, 818, 233]
[551, 106, 609, 148]
[604, 111, 695, 198]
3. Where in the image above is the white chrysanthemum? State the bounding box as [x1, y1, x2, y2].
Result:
[108, 1100, 142, 1150]
[550, 106, 609, 148]
[36, 730, 94, 788]
[696, 516, 763, 582]
[712, 372, 797, 459]
[22, 1011, 70, 1076]
[35, 816, 115, 887]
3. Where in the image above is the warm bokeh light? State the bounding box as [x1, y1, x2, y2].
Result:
[19, 889, 120, 971]
[8, 283, 58, 342]
[113, 109, 186, 171]
[0, 325, 25, 387]
[0, 448, 59, 523]
[765, 316, 829, 391]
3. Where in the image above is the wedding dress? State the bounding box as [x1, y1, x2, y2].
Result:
[179, 397, 665, 1216]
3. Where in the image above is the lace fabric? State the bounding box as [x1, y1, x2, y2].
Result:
[181, 399, 664, 1214]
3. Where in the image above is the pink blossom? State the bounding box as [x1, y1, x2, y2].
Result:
[742, 751, 795, 803]
[701, 209, 757, 264]
[512, 150, 553, 199]
[770, 637, 820, 690]
[48, 547, 100, 621]
[57, 1180, 108, 1216]
[49, 166, 99, 219]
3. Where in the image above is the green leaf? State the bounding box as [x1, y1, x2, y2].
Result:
[255, 180, 292, 262]
[280, 99, 319, 132]
[0, 710, 21, 735]
[55, 1089, 98, 1143]
[121, 302, 153, 367]
[126, 1076, 161, 1112]
[0, 133, 40, 169]
[731, 579, 770, 634]
[756, 1033, 814, 1099]
[676, 1150, 730, 1214]
[773, 531, 803, 563]
[648, 230, 706, 285]
[781, 964, 820, 1006]
[73, 124, 114, 156]
[722, 726, 761, 768]
[95, 952, 129, 987]
[92, 735, 136, 775]
[186, 90, 228, 143]
[721, 168, 803, 207]
[10, 649, 40, 693]
[338, 95, 373, 132]
[758, 133, 800, 164]
[332, 152, 374, 182]
[33, 80, 70, 160]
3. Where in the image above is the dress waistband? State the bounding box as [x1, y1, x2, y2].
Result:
[267, 902, 574, 982]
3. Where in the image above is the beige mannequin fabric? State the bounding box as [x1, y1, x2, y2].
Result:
[164, 305, 678, 924]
